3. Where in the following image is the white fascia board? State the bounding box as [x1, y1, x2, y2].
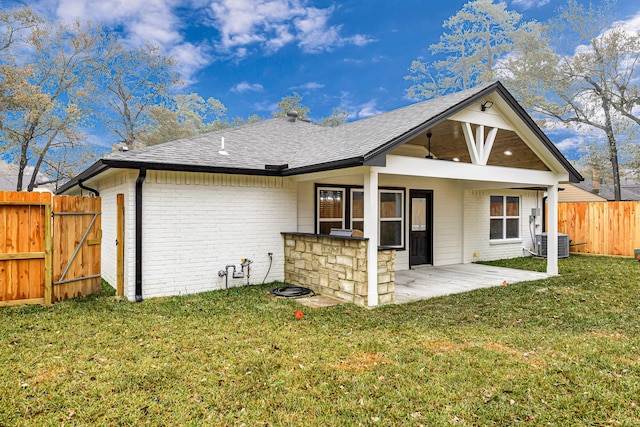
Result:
[490, 98, 570, 177]
[378, 155, 560, 186]
[290, 166, 368, 182]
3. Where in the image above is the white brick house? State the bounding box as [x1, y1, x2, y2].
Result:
[59, 82, 582, 306]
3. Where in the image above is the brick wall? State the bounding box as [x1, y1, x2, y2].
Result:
[138, 171, 297, 299]
[89, 170, 297, 300]
[282, 232, 395, 306]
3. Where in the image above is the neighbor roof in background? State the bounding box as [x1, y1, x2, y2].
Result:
[575, 181, 640, 201]
[0, 160, 51, 191]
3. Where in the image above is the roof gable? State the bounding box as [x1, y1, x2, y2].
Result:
[357, 82, 581, 182]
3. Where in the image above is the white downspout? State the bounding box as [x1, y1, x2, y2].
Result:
[546, 183, 559, 275]
[364, 168, 379, 307]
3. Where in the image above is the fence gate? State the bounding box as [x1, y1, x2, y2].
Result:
[0, 191, 101, 306]
[52, 195, 102, 302]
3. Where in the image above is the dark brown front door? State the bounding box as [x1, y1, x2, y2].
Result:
[409, 190, 433, 267]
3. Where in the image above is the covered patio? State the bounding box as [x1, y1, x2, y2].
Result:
[394, 263, 549, 304]
[286, 82, 571, 307]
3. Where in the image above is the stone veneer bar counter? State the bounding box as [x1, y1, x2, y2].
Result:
[282, 232, 395, 306]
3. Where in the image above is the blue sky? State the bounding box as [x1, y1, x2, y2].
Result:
[8, 0, 640, 158]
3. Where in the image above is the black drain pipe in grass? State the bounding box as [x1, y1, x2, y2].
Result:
[135, 167, 146, 302]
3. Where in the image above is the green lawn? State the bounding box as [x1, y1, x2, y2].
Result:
[1, 255, 639, 426]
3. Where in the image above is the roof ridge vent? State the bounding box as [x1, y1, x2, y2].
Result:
[287, 110, 298, 122]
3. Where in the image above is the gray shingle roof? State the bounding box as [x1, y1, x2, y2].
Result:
[59, 81, 582, 193]
[108, 118, 317, 171]
[106, 84, 492, 171]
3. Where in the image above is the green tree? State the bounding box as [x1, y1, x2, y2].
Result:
[0, 13, 119, 191]
[405, 0, 535, 100]
[0, 7, 41, 127]
[320, 107, 349, 127]
[142, 93, 227, 145]
[231, 114, 262, 127]
[503, 0, 640, 200]
[272, 93, 349, 126]
[0, 7, 40, 52]
[272, 92, 311, 119]
[103, 43, 181, 147]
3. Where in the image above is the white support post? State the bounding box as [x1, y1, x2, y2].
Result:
[546, 183, 559, 275]
[364, 168, 379, 307]
[462, 122, 499, 166]
[461, 122, 480, 165]
[475, 125, 485, 162]
[483, 127, 498, 164]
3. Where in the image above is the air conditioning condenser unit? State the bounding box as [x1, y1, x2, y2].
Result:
[535, 233, 570, 258]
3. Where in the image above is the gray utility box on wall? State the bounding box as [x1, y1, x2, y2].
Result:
[535, 233, 570, 258]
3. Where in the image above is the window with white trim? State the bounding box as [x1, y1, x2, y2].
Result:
[316, 186, 405, 248]
[317, 187, 345, 235]
[490, 195, 520, 240]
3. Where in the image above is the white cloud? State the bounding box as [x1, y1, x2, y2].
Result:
[265, 24, 295, 52]
[294, 7, 341, 53]
[231, 81, 265, 93]
[28, 0, 211, 83]
[343, 58, 365, 65]
[289, 81, 325, 91]
[616, 11, 640, 32]
[357, 99, 382, 118]
[208, 0, 373, 56]
[169, 42, 212, 83]
[553, 136, 584, 152]
[337, 91, 382, 119]
[349, 34, 376, 47]
[26, 0, 374, 79]
[511, 0, 550, 10]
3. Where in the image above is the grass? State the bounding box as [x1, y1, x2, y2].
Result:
[1, 255, 639, 426]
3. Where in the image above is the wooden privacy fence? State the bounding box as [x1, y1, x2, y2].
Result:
[0, 191, 101, 306]
[557, 201, 640, 257]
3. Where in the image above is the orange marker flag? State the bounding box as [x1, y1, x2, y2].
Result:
[502, 280, 508, 287]
[295, 309, 304, 320]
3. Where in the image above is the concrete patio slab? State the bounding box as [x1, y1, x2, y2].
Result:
[394, 263, 549, 304]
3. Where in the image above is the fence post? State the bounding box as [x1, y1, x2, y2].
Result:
[44, 202, 53, 306]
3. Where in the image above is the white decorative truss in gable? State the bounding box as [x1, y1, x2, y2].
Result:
[461, 123, 498, 166]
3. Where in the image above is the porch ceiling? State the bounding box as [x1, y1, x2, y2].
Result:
[391, 120, 550, 172]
